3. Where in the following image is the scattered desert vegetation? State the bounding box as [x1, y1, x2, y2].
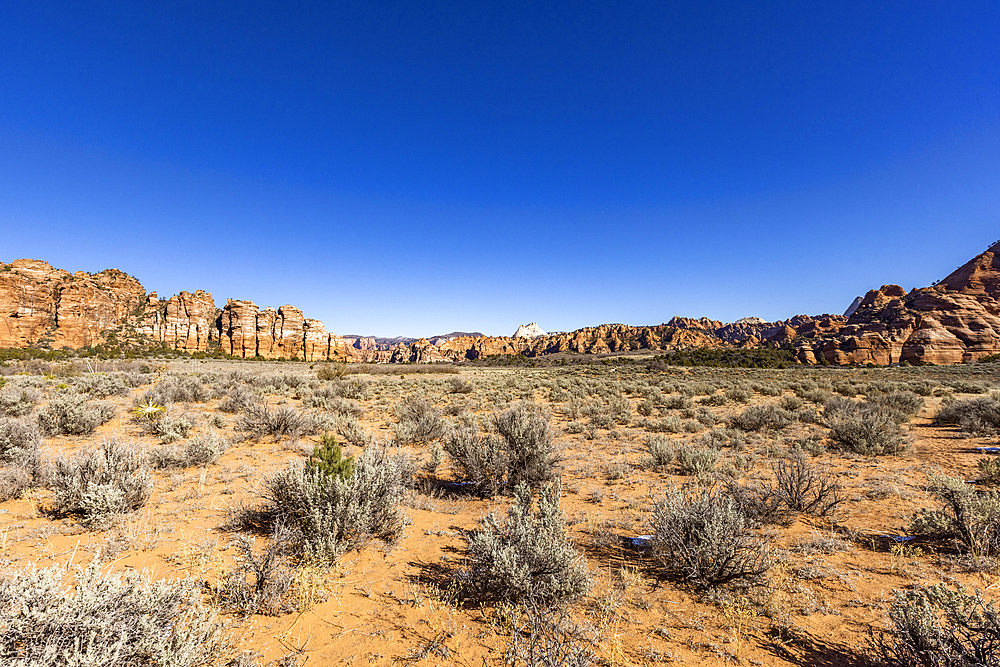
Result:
[3, 355, 1000, 664]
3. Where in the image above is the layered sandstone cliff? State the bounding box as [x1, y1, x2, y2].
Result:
[0, 259, 217, 354]
[0, 260, 147, 349]
[786, 241, 1000, 365]
[8, 242, 1000, 366]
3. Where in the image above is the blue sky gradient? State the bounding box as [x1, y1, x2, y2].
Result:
[1, 2, 998, 336]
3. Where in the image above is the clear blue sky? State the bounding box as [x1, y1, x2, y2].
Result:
[1, 2, 997, 337]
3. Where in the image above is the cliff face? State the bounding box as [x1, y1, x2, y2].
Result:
[141, 291, 217, 352]
[785, 241, 1000, 365]
[0, 259, 215, 353]
[0, 260, 147, 349]
[8, 242, 1000, 366]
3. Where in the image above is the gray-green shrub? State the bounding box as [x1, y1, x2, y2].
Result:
[645, 435, 674, 468]
[0, 559, 224, 667]
[393, 396, 445, 444]
[0, 417, 41, 465]
[73, 373, 132, 398]
[936, 396, 1000, 435]
[0, 386, 40, 417]
[50, 438, 152, 529]
[825, 398, 909, 455]
[37, 392, 116, 436]
[674, 444, 719, 476]
[649, 484, 771, 589]
[444, 426, 508, 497]
[729, 404, 793, 431]
[910, 472, 1000, 558]
[261, 446, 408, 563]
[150, 431, 228, 469]
[492, 402, 560, 489]
[236, 399, 314, 440]
[460, 481, 589, 604]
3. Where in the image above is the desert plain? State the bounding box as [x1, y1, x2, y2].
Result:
[3, 355, 1000, 666]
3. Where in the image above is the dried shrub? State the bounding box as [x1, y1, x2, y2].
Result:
[936, 396, 1000, 436]
[502, 602, 596, 667]
[778, 395, 804, 411]
[50, 438, 152, 529]
[492, 403, 560, 489]
[661, 394, 693, 410]
[446, 403, 561, 497]
[331, 414, 375, 447]
[144, 412, 193, 444]
[871, 583, 1000, 667]
[725, 479, 789, 526]
[301, 385, 364, 414]
[725, 387, 753, 404]
[825, 398, 909, 456]
[869, 391, 925, 422]
[393, 396, 445, 444]
[73, 373, 132, 398]
[674, 444, 718, 476]
[37, 392, 116, 436]
[444, 426, 507, 498]
[448, 377, 474, 394]
[645, 435, 674, 468]
[218, 524, 296, 616]
[0, 559, 224, 667]
[910, 472, 1000, 559]
[945, 380, 989, 395]
[143, 375, 211, 404]
[978, 457, 1000, 486]
[729, 404, 793, 432]
[773, 453, 844, 516]
[150, 431, 228, 469]
[218, 385, 258, 413]
[460, 481, 590, 604]
[0, 417, 41, 465]
[0, 464, 37, 502]
[236, 399, 314, 441]
[316, 362, 348, 380]
[649, 483, 771, 589]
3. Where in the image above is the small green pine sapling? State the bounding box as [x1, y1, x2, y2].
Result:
[307, 432, 355, 482]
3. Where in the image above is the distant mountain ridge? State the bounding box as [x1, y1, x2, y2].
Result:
[340, 332, 486, 350]
[4, 239, 1000, 365]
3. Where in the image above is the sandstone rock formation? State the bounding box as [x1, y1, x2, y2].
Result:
[8, 241, 1000, 367]
[0, 260, 146, 349]
[217, 300, 349, 361]
[141, 291, 217, 352]
[788, 241, 1000, 365]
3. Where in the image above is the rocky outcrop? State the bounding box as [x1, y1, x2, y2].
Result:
[141, 291, 217, 352]
[218, 301, 324, 360]
[10, 241, 1000, 367]
[788, 241, 1000, 365]
[667, 313, 847, 347]
[0, 260, 145, 349]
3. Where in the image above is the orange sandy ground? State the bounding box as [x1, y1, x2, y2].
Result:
[2, 361, 997, 666]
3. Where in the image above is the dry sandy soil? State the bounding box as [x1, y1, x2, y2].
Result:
[2, 358, 1000, 666]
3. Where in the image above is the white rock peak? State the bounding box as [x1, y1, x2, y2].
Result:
[513, 322, 547, 339]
